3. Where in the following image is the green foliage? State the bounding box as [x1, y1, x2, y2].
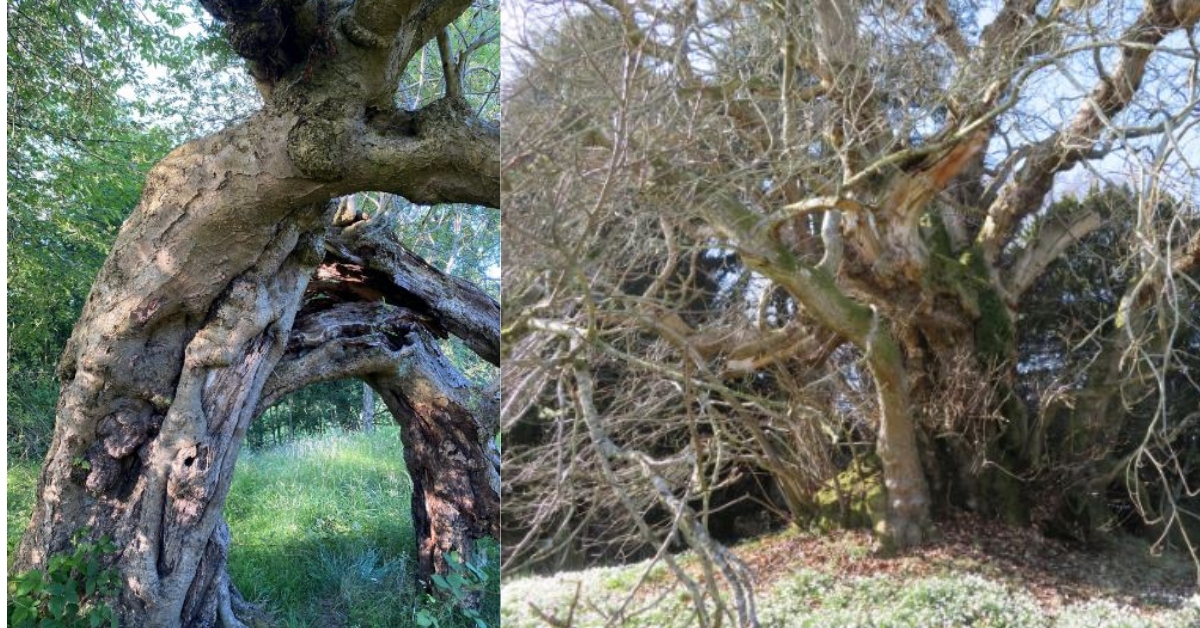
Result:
[398, 4, 499, 119]
[248, 380, 368, 449]
[8, 431, 475, 628]
[7, 529, 120, 628]
[224, 426, 416, 619]
[309, 546, 415, 627]
[955, 245, 1015, 363]
[1054, 599, 1200, 628]
[7, 371, 60, 462]
[7, 462, 40, 560]
[1018, 186, 1137, 373]
[7, 0, 252, 465]
[417, 547, 500, 628]
[759, 572, 1047, 627]
[501, 539, 1200, 628]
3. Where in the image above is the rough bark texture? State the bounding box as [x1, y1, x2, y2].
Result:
[14, 1, 499, 625]
[372, 343, 501, 587]
[266, 295, 501, 587]
[262, 222, 502, 590]
[711, 197, 932, 546]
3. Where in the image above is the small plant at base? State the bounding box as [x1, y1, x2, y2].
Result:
[7, 528, 121, 627]
[415, 550, 493, 628]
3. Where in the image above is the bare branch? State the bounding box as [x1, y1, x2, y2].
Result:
[925, 0, 970, 62]
[978, 3, 1199, 263]
[437, 30, 464, 100]
[1008, 210, 1105, 296]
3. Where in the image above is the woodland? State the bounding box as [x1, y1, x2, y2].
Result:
[501, 0, 1200, 626]
[8, 1, 500, 626]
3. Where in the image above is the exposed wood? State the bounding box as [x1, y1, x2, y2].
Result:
[14, 1, 499, 625]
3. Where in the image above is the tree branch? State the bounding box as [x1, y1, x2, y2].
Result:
[437, 30, 464, 100]
[354, 98, 500, 208]
[925, 0, 970, 62]
[977, 2, 1200, 264]
[260, 301, 419, 412]
[1007, 210, 1105, 296]
[324, 222, 500, 365]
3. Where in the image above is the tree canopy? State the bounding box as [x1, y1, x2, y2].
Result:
[501, 2, 1199, 625]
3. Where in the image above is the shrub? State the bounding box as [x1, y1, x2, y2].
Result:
[7, 529, 121, 628]
[418, 546, 500, 628]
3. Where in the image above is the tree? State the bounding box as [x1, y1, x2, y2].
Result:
[502, 2, 1199, 625]
[12, 1, 501, 625]
[7, 0, 213, 460]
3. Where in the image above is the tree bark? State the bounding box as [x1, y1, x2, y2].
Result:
[263, 223, 502, 591]
[263, 295, 501, 589]
[13, 1, 499, 625]
[709, 196, 932, 547]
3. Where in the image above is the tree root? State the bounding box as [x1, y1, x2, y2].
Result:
[219, 573, 276, 628]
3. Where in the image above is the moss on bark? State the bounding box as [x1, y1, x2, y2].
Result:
[812, 455, 888, 533]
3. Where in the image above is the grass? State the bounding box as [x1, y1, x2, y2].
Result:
[6, 460, 39, 563]
[7, 426, 500, 628]
[501, 523, 1200, 628]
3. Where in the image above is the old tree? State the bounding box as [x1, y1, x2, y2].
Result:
[13, 0, 500, 625]
[503, 0, 1199, 624]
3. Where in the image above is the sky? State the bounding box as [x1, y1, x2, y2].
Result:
[499, 0, 1198, 206]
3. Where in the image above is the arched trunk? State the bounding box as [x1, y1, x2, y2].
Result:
[370, 339, 501, 586]
[261, 225, 501, 598]
[13, 0, 499, 623]
[14, 140, 333, 623]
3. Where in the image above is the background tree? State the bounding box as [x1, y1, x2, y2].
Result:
[502, 2, 1199, 625]
[11, 1, 501, 626]
[7, 0, 231, 459]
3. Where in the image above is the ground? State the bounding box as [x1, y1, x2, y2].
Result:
[8, 426, 500, 628]
[501, 513, 1198, 627]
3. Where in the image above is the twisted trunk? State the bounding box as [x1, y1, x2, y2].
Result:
[13, 1, 499, 624]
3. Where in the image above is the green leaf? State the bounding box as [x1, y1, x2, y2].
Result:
[48, 594, 67, 618]
[10, 606, 33, 625]
[16, 570, 44, 595]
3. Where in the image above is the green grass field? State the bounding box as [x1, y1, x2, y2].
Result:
[8, 426, 499, 628]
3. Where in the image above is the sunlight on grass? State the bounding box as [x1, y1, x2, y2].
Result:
[501, 549, 1200, 628]
[8, 426, 497, 627]
[6, 461, 39, 565]
[225, 426, 420, 626]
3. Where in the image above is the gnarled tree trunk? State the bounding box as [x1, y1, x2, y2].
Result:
[13, 1, 499, 625]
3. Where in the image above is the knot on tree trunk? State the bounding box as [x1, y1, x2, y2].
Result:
[287, 117, 350, 181]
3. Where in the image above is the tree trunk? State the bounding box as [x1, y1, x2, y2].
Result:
[13, 2, 499, 625]
[371, 339, 501, 588]
[362, 382, 376, 433]
[262, 223, 501, 593]
[709, 196, 932, 547]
